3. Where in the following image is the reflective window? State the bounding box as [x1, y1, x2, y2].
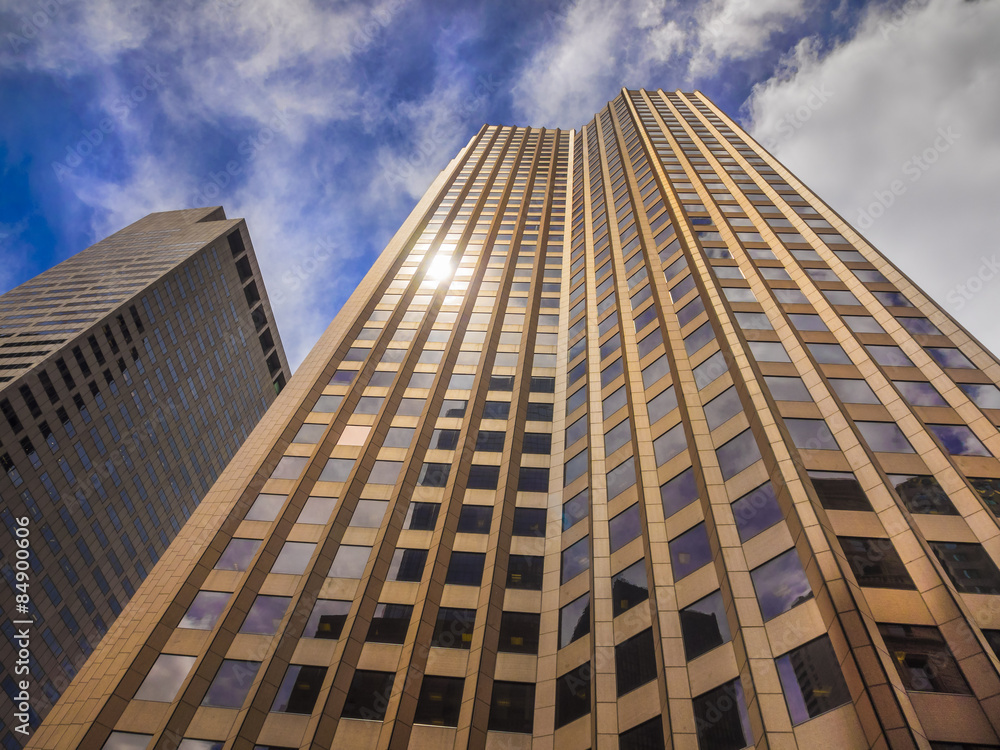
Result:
[245, 493, 285, 522]
[458, 505, 492, 534]
[388, 548, 427, 582]
[555, 663, 591, 728]
[751, 549, 813, 620]
[202, 660, 260, 708]
[271, 665, 326, 714]
[898, 317, 941, 336]
[680, 590, 731, 660]
[748, 340, 790, 363]
[785, 418, 839, 451]
[439, 399, 468, 418]
[134, 654, 196, 702]
[304, 599, 350, 639]
[694, 351, 728, 388]
[764, 376, 811, 402]
[808, 470, 871, 511]
[661, 467, 698, 517]
[647, 386, 678, 423]
[929, 541, 1000, 594]
[605, 419, 632, 454]
[653, 424, 686, 465]
[507, 555, 543, 590]
[735, 312, 772, 330]
[607, 457, 636, 499]
[807, 342, 852, 364]
[705, 387, 743, 429]
[513, 507, 546, 537]
[298, 496, 337, 524]
[271, 542, 316, 575]
[642, 354, 671, 387]
[562, 537, 590, 583]
[467, 464, 500, 489]
[432, 608, 475, 649]
[822, 289, 861, 305]
[518, 466, 549, 492]
[844, 315, 883, 333]
[829, 378, 879, 404]
[101, 733, 152, 750]
[609, 504, 641, 552]
[776, 637, 851, 724]
[313, 395, 342, 413]
[563, 489, 589, 530]
[384, 426, 417, 448]
[839, 537, 914, 589]
[271, 456, 308, 480]
[670, 523, 712, 580]
[566, 415, 588, 447]
[615, 629, 657, 696]
[446, 551, 485, 586]
[489, 682, 535, 734]
[926, 347, 974, 369]
[732, 483, 784, 541]
[971, 477, 1000, 517]
[619, 718, 664, 750]
[417, 462, 451, 487]
[684, 322, 716, 355]
[693, 680, 752, 750]
[215, 538, 260, 571]
[483, 400, 511, 420]
[889, 474, 958, 515]
[959, 383, 1000, 409]
[343, 670, 394, 719]
[369, 460, 402, 484]
[856, 421, 914, 453]
[240, 595, 290, 634]
[717, 429, 762, 480]
[406, 502, 440, 530]
[559, 593, 591, 648]
[328, 545, 370, 578]
[350, 500, 388, 527]
[877, 624, 970, 694]
[499, 611, 540, 654]
[867, 345, 913, 367]
[927, 424, 992, 457]
[612, 559, 648, 617]
[179, 591, 230, 630]
[319, 458, 353, 483]
[523, 432, 552, 454]
[366, 603, 412, 643]
[774, 288, 809, 304]
[895, 380, 947, 407]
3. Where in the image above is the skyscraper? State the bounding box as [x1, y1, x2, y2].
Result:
[28, 90, 1000, 749]
[0, 207, 289, 740]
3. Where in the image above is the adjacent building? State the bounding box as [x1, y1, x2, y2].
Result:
[0, 207, 289, 743]
[28, 90, 1000, 750]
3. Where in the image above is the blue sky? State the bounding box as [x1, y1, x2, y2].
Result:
[1, 0, 997, 369]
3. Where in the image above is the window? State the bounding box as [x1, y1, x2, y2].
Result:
[215, 538, 260, 571]
[518, 466, 549, 492]
[705, 387, 743, 429]
[101, 733, 152, 750]
[732, 483, 784, 541]
[927, 424, 992, 457]
[647, 386, 677, 423]
[693, 680, 752, 750]
[563, 489, 589, 530]
[432, 608, 475, 649]
[615, 629, 657, 695]
[298, 496, 337, 524]
[764, 376, 811, 402]
[867, 345, 913, 367]
[446, 552, 485, 585]
[684, 322, 716, 355]
[508, 555, 543, 589]
[458, 505, 492, 534]
[856, 422, 914, 453]
[785, 418, 839, 451]
[748, 340, 790, 362]
[350, 500, 388, 527]
[959, 383, 1000, 409]
[417, 462, 451, 487]
[775, 637, 851, 724]
[807, 342, 852, 364]
[271, 456, 308, 480]
[406, 502, 440, 530]
[271, 542, 316, 576]
[240, 595, 290, 634]
[653, 424, 686, 465]
[489, 682, 535, 733]
[670, 523, 712, 580]
[642, 353, 671, 387]
[680, 590, 731, 660]
[830, 378, 879, 404]
[319, 458, 353, 482]
[483, 400, 511, 420]
[560, 593, 590, 648]
[844, 315, 883, 333]
[840, 537, 915, 589]
[619, 717, 665, 750]
[328, 545, 370, 578]
[612, 559, 649, 617]
[414, 676, 464, 726]
[566, 415, 588, 446]
[877, 624, 970, 694]
[439, 399, 467, 418]
[693, 351, 728, 389]
[245, 493, 285, 522]
[499, 611, 540, 653]
[388, 548, 427, 582]
[605, 419, 632, 455]
[475, 429, 505, 452]
[313, 395, 343, 413]
[179, 591, 229, 630]
[134, 654, 196, 702]
[304, 599, 350, 639]
[366, 603, 412, 643]
[564, 449, 588, 486]
[895, 380, 946, 407]
[735, 312, 772, 330]
[555, 663, 591, 728]
[202, 660, 260, 708]
[717, 430, 762, 480]
[808, 470, 871, 511]
[889, 474, 958, 515]
[271, 665, 326, 714]
[609, 504, 641, 552]
[467, 465, 500, 489]
[929, 542, 1000, 594]
[751, 549, 813, 620]
[607, 457, 636, 499]
[971, 477, 1000, 517]
[513, 507, 546, 537]
[523, 432, 552, 454]
[926, 347, 974, 369]
[342, 670, 394, 719]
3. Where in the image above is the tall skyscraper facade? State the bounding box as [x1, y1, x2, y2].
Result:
[0, 208, 289, 742]
[28, 90, 1000, 750]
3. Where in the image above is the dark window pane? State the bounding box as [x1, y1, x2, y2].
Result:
[414, 676, 464, 726]
[523, 432, 552, 454]
[615, 629, 657, 696]
[560, 394, 580, 419]
[467, 465, 501, 490]
[513, 507, 547, 537]
[563, 489, 590, 530]
[417, 462, 451, 487]
[830, 378, 879, 404]
[406, 502, 440, 530]
[661, 467, 698, 518]
[562, 540, 590, 586]
[612, 559, 649, 617]
[619, 717, 665, 750]
[431, 608, 475, 649]
[304, 599, 350, 639]
[670, 523, 712, 580]
[786, 418, 839, 451]
[857, 421, 914, 453]
[489, 681, 535, 733]
[366, 603, 412, 643]
[202, 660, 260, 708]
[483, 400, 511, 420]
[654, 424, 687, 465]
[555, 662, 591, 728]
[559, 593, 590, 648]
[429, 428, 458, 450]
[458, 505, 492, 534]
[717, 430, 762, 480]
[530, 376, 555, 392]
[215, 538, 260, 571]
[927, 424, 992, 457]
[271, 665, 326, 714]
[446, 552, 485, 586]
[877, 624, 971, 694]
[565, 449, 589, 486]
[929, 541, 1000, 594]
[603, 357, 625, 387]
[499, 611, 540, 654]
[808, 471, 871, 512]
[240, 595, 290, 635]
[388, 548, 427, 582]
[889, 474, 958, 515]
[970, 477, 1000, 517]
[491, 375, 515, 391]
[840, 537, 916, 589]
[693, 679, 752, 750]
[732, 483, 783, 541]
[440, 399, 468, 418]
[608, 457, 636, 499]
[508, 555, 543, 590]
[343, 670, 395, 719]
[775, 637, 851, 724]
[680, 590, 731, 660]
[751, 549, 813, 620]
[609, 504, 642, 552]
[518, 466, 549, 492]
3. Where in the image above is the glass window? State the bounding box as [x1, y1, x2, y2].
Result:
[605, 419, 632, 455]
[467, 464, 500, 489]
[566, 415, 588, 447]
[895, 380, 947, 407]
[388, 548, 427, 582]
[523, 432, 552, 454]
[559, 593, 591, 648]
[897, 317, 941, 336]
[507, 555, 543, 589]
[489, 682, 535, 734]
[661, 467, 698, 518]
[680, 590, 731, 660]
[889, 474, 958, 515]
[822, 289, 861, 305]
[499, 611, 540, 654]
[839, 537, 914, 589]
[603, 386, 627, 420]
[270, 664, 326, 714]
[519, 466, 549, 492]
[406, 502, 440, 530]
[490, 374, 515, 391]
[370, 460, 403, 484]
[312, 395, 343, 413]
[562, 392, 582, 418]
[774, 288, 809, 304]
[670, 523, 712, 580]
[717, 430, 762, 480]
[530, 376, 555, 392]
[513, 507, 546, 537]
[563, 489, 590, 531]
[179, 591, 229, 630]
[603, 357, 625, 387]
[271, 542, 316, 576]
[693, 351, 728, 389]
[929, 541, 1000, 594]
[396, 397, 425, 416]
[417, 462, 451, 487]
[439, 399, 468, 418]
[215, 538, 260, 571]
[555, 662, 591, 728]
[457, 505, 492, 534]
[562, 537, 590, 583]
[732, 483, 784, 541]
[475, 430, 505, 452]
[342, 670, 394, 719]
[828, 378, 879, 404]
[101, 733, 152, 750]
[367, 603, 412, 643]
[844, 315, 884, 333]
[854, 269, 890, 283]
[764, 376, 811, 402]
[304, 599, 350, 639]
[776, 637, 851, 724]
[202, 660, 260, 708]
[297, 496, 337, 524]
[353, 396, 384, 415]
[808, 470, 871, 511]
[926, 347, 975, 369]
[446, 551, 485, 586]
[609, 504, 641, 552]
[483, 400, 511, 420]
[724, 287, 757, 303]
[785, 418, 839, 451]
[350, 500, 388, 527]
[642, 354, 671, 387]
[328, 545, 370, 578]
[653, 424, 686, 466]
[319, 458, 353, 483]
[384, 427, 417, 448]
[705, 387, 743, 429]
[748, 340, 790, 363]
[432, 607, 475, 649]
[134, 654, 196, 702]
[877, 624, 970, 694]
[867, 345, 913, 367]
[856, 422, 914, 453]
[240, 595, 290, 634]
[619, 717, 664, 750]
[751, 549, 813, 620]
[958, 382, 1000, 409]
[735, 312, 772, 330]
[807, 342, 852, 365]
[647, 386, 677, 423]
[693, 680, 752, 750]
[271, 456, 308, 480]
[971, 477, 1000, 517]
[927, 424, 992, 457]
[615, 629, 657, 696]
[245, 493, 285, 522]
[684, 322, 716, 355]
[448, 373, 475, 390]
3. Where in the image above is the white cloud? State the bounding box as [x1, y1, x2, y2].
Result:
[689, 0, 806, 76]
[746, 0, 1000, 355]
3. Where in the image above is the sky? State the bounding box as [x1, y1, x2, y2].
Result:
[0, 0, 997, 370]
